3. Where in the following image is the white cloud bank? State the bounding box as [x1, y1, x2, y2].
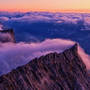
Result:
[0, 38, 89, 75]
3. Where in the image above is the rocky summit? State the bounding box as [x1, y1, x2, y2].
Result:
[0, 44, 89, 90]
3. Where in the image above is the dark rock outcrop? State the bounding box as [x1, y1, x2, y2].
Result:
[0, 29, 15, 43]
[0, 44, 89, 90]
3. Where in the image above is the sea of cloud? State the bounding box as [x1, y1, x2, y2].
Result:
[0, 12, 89, 33]
[0, 12, 89, 54]
[0, 12, 90, 75]
[0, 12, 90, 29]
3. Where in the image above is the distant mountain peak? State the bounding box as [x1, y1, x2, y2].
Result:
[0, 29, 15, 43]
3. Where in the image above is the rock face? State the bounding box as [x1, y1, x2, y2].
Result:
[0, 29, 15, 43]
[0, 44, 89, 90]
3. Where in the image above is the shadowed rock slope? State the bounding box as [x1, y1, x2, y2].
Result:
[0, 44, 89, 90]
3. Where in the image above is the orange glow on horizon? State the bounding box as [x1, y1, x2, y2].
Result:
[0, 9, 90, 13]
[0, 0, 90, 13]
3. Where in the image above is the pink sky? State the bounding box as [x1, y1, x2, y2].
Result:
[0, 0, 90, 12]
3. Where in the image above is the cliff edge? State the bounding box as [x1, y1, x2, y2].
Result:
[0, 44, 89, 90]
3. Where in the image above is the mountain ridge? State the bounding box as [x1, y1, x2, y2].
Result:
[0, 44, 89, 90]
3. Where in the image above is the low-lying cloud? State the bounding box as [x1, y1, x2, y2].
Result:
[0, 12, 90, 26]
[0, 12, 90, 75]
[0, 12, 90, 55]
[0, 33, 14, 42]
[0, 24, 3, 30]
[0, 38, 89, 76]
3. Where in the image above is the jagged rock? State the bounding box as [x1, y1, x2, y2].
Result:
[0, 44, 89, 90]
[0, 29, 15, 43]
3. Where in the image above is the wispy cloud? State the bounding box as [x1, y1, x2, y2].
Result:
[0, 39, 75, 75]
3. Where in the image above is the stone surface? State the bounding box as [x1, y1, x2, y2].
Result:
[0, 44, 89, 90]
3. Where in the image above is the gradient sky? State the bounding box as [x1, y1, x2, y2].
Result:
[0, 0, 90, 12]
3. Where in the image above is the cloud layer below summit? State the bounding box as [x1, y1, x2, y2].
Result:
[0, 39, 90, 75]
[0, 12, 90, 75]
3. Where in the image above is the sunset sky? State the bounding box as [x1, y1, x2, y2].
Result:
[0, 0, 90, 12]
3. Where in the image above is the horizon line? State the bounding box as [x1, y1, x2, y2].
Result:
[0, 9, 90, 13]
